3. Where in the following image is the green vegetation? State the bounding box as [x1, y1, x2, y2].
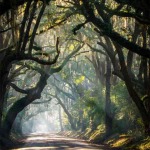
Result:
[0, 0, 150, 149]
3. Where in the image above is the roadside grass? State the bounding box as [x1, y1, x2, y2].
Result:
[106, 135, 150, 150]
[58, 128, 150, 150]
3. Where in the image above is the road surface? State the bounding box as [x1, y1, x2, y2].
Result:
[10, 133, 114, 150]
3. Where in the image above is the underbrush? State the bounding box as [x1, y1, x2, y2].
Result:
[58, 128, 150, 150]
[105, 135, 150, 150]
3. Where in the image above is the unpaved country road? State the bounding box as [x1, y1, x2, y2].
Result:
[10, 133, 115, 150]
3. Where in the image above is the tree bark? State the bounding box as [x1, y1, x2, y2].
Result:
[82, 0, 150, 58]
[105, 57, 112, 137]
[0, 59, 12, 131]
[1, 73, 49, 139]
[115, 43, 150, 135]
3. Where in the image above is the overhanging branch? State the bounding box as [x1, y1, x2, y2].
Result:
[9, 83, 29, 94]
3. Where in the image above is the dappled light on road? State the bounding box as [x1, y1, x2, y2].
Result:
[11, 133, 111, 150]
[1, 1, 150, 150]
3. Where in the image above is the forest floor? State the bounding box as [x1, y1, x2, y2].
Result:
[8, 133, 116, 150]
[58, 130, 150, 150]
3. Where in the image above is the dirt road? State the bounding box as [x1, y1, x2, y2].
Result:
[10, 133, 114, 150]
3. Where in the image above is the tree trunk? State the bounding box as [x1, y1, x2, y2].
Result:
[0, 81, 7, 126]
[1, 73, 49, 140]
[0, 66, 10, 147]
[58, 105, 63, 131]
[57, 97, 76, 130]
[105, 57, 112, 137]
[115, 43, 150, 135]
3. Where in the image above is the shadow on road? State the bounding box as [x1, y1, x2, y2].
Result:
[9, 133, 115, 150]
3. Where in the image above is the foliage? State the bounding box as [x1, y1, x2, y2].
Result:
[0, 0, 150, 147]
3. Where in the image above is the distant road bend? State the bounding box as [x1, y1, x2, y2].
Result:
[10, 133, 114, 150]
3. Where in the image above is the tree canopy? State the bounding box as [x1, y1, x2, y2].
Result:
[0, 0, 150, 149]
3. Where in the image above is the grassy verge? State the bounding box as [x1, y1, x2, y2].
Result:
[58, 129, 150, 150]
